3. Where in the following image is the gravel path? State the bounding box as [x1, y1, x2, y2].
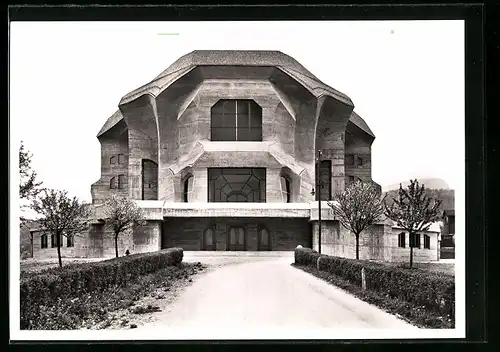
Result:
[136, 255, 417, 337]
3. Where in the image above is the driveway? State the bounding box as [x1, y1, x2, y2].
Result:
[137, 254, 417, 338]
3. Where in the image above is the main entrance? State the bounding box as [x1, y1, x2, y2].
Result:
[162, 217, 312, 251]
[227, 226, 246, 251]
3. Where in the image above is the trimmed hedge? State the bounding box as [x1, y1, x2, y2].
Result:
[294, 247, 327, 268]
[295, 248, 454, 317]
[20, 248, 183, 329]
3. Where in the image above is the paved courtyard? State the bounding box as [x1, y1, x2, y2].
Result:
[137, 253, 417, 337]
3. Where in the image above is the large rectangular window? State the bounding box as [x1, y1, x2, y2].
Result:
[208, 168, 266, 202]
[211, 100, 262, 141]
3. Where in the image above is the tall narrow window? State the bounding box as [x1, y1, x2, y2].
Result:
[142, 159, 158, 200]
[345, 154, 354, 166]
[67, 235, 74, 248]
[184, 176, 193, 202]
[110, 156, 116, 165]
[118, 154, 125, 165]
[357, 156, 363, 166]
[110, 176, 117, 189]
[424, 234, 431, 249]
[410, 233, 421, 248]
[398, 232, 406, 248]
[316, 160, 332, 201]
[41, 233, 48, 249]
[211, 99, 262, 141]
[118, 174, 127, 189]
[280, 176, 291, 203]
[51, 233, 63, 248]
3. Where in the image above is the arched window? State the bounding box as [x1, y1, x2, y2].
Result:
[398, 232, 406, 248]
[118, 174, 127, 189]
[210, 99, 262, 141]
[110, 176, 117, 189]
[183, 175, 193, 202]
[258, 228, 270, 251]
[280, 176, 291, 203]
[110, 156, 116, 165]
[41, 233, 48, 249]
[142, 159, 158, 200]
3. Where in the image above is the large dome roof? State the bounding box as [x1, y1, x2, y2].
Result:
[152, 50, 321, 81]
[98, 50, 374, 139]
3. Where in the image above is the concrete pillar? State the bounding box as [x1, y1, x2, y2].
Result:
[266, 168, 281, 203]
[192, 168, 208, 202]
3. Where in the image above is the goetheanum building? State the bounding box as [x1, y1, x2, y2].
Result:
[30, 50, 440, 262]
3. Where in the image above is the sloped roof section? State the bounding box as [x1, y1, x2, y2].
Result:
[99, 51, 373, 138]
[121, 50, 354, 108]
[97, 110, 124, 138]
[349, 111, 375, 139]
[153, 50, 319, 81]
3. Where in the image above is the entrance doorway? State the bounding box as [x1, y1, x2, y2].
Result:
[227, 226, 246, 251]
[202, 227, 216, 251]
[258, 227, 271, 251]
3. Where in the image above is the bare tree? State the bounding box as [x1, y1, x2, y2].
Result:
[19, 141, 42, 225]
[103, 195, 146, 258]
[327, 181, 385, 260]
[31, 189, 92, 268]
[384, 179, 442, 268]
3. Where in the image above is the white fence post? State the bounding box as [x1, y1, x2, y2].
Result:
[361, 267, 367, 290]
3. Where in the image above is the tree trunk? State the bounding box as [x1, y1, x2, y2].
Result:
[56, 231, 62, 268]
[115, 233, 119, 258]
[410, 233, 414, 268]
[355, 234, 360, 260]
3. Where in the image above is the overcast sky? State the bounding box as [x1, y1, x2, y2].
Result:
[10, 20, 464, 202]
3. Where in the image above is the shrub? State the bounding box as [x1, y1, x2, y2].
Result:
[20, 248, 183, 329]
[295, 247, 325, 267]
[314, 254, 454, 317]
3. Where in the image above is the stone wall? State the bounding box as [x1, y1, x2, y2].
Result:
[91, 120, 129, 204]
[162, 217, 312, 251]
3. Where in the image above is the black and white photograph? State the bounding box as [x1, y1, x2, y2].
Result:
[10, 19, 465, 340]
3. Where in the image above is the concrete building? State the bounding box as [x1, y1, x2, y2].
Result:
[29, 50, 438, 262]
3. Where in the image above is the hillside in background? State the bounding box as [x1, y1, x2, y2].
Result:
[382, 178, 450, 192]
[384, 188, 455, 214]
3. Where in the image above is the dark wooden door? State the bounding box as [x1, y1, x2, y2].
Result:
[202, 227, 216, 251]
[227, 227, 246, 251]
[258, 228, 271, 251]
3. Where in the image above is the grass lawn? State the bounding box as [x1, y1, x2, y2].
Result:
[384, 261, 455, 276]
[20, 258, 105, 276]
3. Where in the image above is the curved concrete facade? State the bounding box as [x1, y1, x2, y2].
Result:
[91, 50, 379, 205]
[30, 51, 443, 260]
